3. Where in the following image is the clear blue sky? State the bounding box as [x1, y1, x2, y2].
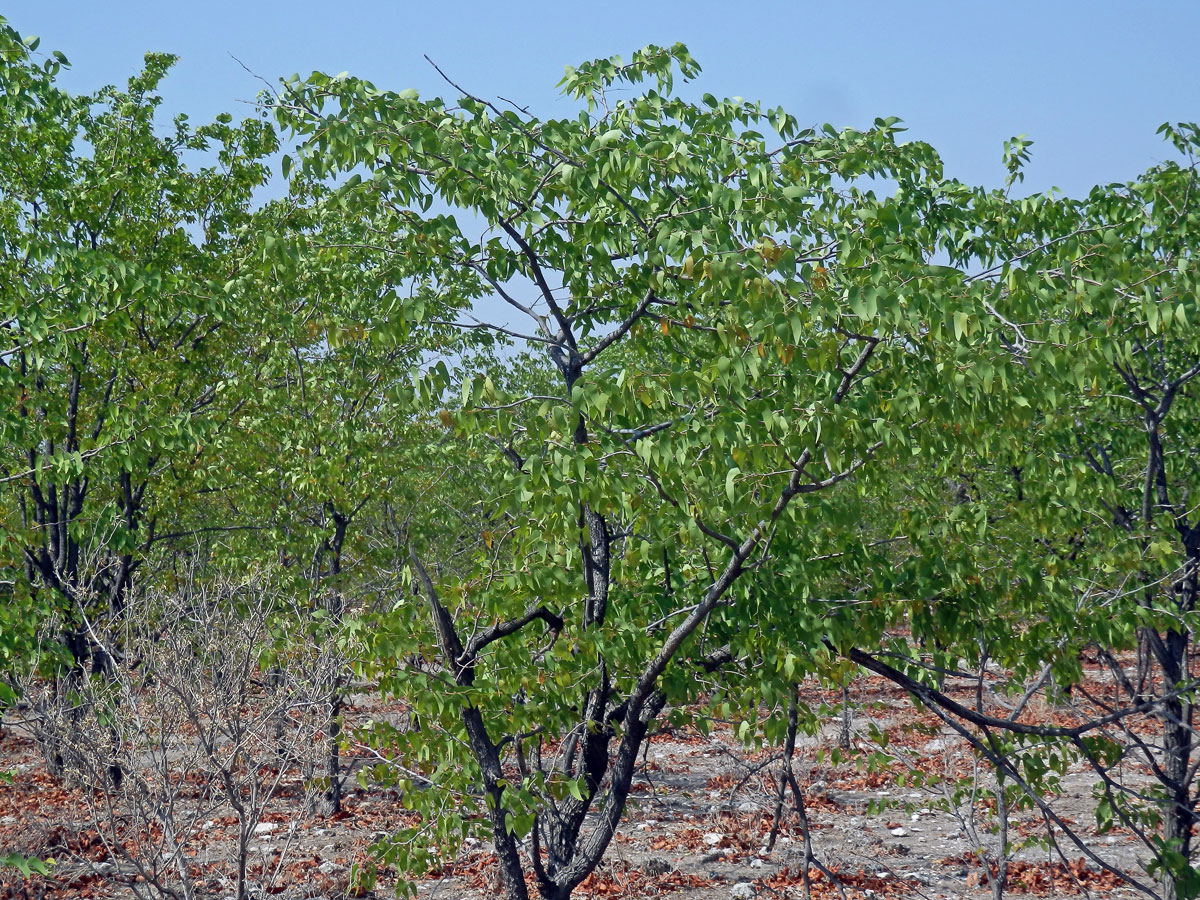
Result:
[4, 0, 1198, 195]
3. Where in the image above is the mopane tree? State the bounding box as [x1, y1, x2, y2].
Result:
[195, 179, 486, 815]
[275, 45, 980, 899]
[834, 127, 1200, 900]
[0, 19, 277, 761]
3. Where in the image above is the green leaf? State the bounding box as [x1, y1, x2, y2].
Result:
[953, 310, 969, 341]
[725, 467, 741, 503]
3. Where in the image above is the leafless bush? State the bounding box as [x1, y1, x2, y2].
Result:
[45, 570, 335, 900]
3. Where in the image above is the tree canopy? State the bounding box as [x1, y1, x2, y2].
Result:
[4, 21, 1200, 900]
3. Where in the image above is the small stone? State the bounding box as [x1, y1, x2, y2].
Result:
[703, 832, 725, 846]
[318, 860, 339, 874]
[749, 858, 764, 869]
[253, 822, 277, 834]
[730, 883, 755, 899]
[889, 827, 907, 837]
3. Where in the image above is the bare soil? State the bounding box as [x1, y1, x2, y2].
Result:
[0, 673, 1152, 900]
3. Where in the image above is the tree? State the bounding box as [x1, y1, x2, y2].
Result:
[194, 181, 481, 815]
[274, 44, 978, 900]
[841, 125, 1200, 899]
[0, 16, 278, 767]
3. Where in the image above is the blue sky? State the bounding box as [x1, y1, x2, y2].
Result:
[4, 0, 1198, 196]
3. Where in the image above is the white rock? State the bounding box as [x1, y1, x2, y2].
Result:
[730, 883, 755, 899]
[749, 858, 764, 869]
[703, 832, 725, 846]
[253, 822, 277, 834]
[889, 827, 908, 837]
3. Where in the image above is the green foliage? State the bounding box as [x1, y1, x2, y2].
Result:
[0, 14, 283, 684]
[4, 15, 1200, 899]
[270, 40, 1003, 899]
[0, 851, 55, 878]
